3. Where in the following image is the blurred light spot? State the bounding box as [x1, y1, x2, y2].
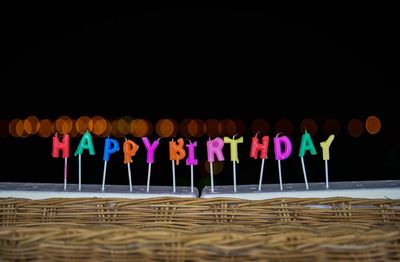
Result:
[111, 120, 123, 138]
[324, 118, 340, 135]
[100, 120, 112, 137]
[38, 119, 53, 138]
[23, 116, 40, 135]
[179, 119, 191, 137]
[233, 119, 246, 136]
[130, 119, 152, 137]
[206, 119, 219, 137]
[366, 115, 381, 135]
[299, 119, 317, 135]
[116, 117, 130, 136]
[92, 116, 107, 136]
[156, 119, 177, 137]
[190, 119, 206, 137]
[347, 118, 364, 138]
[251, 119, 270, 135]
[276, 118, 293, 135]
[205, 161, 224, 175]
[69, 120, 78, 137]
[9, 119, 23, 137]
[0, 120, 10, 137]
[76, 116, 93, 134]
[55, 116, 72, 135]
[218, 119, 237, 137]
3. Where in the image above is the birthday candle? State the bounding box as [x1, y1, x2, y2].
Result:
[123, 139, 139, 192]
[299, 131, 317, 190]
[185, 140, 198, 193]
[101, 137, 120, 191]
[142, 137, 160, 192]
[169, 138, 186, 193]
[206, 137, 224, 193]
[52, 133, 70, 190]
[224, 135, 243, 192]
[250, 134, 269, 191]
[274, 134, 292, 191]
[74, 131, 95, 191]
[320, 134, 335, 189]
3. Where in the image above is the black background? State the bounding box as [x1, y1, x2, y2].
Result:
[0, 4, 399, 189]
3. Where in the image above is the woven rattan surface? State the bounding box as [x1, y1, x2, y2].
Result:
[1, 197, 399, 261]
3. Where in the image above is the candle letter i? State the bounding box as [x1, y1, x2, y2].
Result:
[185, 140, 198, 193]
[101, 137, 120, 191]
[206, 137, 224, 193]
[52, 133, 70, 190]
[224, 135, 243, 192]
[74, 131, 95, 191]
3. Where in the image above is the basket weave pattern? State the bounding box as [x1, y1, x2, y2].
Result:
[1, 197, 399, 260]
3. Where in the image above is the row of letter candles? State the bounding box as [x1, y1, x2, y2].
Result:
[52, 130, 335, 193]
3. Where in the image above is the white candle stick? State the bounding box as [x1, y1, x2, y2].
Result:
[78, 154, 82, 191]
[209, 161, 214, 193]
[232, 161, 237, 192]
[300, 157, 309, 190]
[258, 158, 265, 191]
[146, 163, 152, 192]
[127, 163, 132, 192]
[190, 165, 194, 193]
[277, 159, 283, 191]
[325, 160, 329, 189]
[171, 160, 176, 193]
[101, 161, 107, 191]
[64, 158, 68, 191]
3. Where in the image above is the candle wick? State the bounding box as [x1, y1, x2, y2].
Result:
[254, 131, 260, 138]
[233, 133, 238, 139]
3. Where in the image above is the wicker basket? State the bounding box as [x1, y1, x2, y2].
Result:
[1, 197, 399, 261]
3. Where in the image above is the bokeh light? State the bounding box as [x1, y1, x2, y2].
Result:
[232, 119, 246, 136]
[218, 119, 237, 137]
[188, 119, 206, 137]
[299, 118, 318, 135]
[324, 118, 340, 135]
[130, 119, 152, 137]
[205, 161, 224, 175]
[9, 119, 24, 137]
[347, 118, 364, 138]
[38, 119, 53, 138]
[55, 116, 72, 135]
[116, 117, 131, 136]
[251, 119, 270, 135]
[179, 119, 191, 137]
[99, 120, 112, 137]
[156, 119, 178, 137]
[76, 116, 93, 134]
[23, 116, 40, 135]
[205, 119, 219, 137]
[92, 116, 107, 136]
[276, 118, 293, 135]
[365, 115, 381, 135]
[69, 120, 78, 137]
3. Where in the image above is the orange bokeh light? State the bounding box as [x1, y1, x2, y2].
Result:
[365, 115, 381, 135]
[38, 119, 53, 138]
[130, 119, 152, 137]
[76, 116, 93, 134]
[155, 119, 177, 137]
[218, 119, 237, 137]
[299, 118, 317, 135]
[92, 116, 107, 136]
[205, 119, 219, 137]
[23, 116, 40, 135]
[251, 119, 270, 135]
[276, 118, 293, 135]
[55, 116, 72, 135]
[324, 118, 340, 135]
[347, 118, 364, 138]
